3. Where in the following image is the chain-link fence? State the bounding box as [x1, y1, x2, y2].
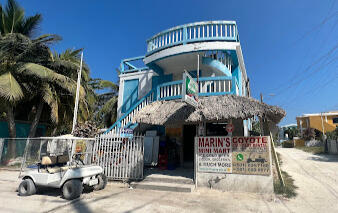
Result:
[0, 137, 96, 170]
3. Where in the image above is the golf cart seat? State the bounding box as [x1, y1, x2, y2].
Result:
[41, 155, 74, 174]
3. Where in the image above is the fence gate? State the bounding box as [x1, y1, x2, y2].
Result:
[94, 133, 144, 180]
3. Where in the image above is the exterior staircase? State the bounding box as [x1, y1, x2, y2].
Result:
[104, 88, 156, 134]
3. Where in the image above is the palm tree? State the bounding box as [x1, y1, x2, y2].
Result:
[90, 78, 119, 128]
[44, 48, 95, 136]
[0, 33, 76, 157]
[0, 0, 44, 158]
[0, 0, 41, 37]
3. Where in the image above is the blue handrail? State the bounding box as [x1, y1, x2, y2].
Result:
[104, 87, 156, 133]
[105, 75, 237, 133]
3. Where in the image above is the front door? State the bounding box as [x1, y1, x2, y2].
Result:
[183, 125, 196, 167]
[122, 79, 139, 113]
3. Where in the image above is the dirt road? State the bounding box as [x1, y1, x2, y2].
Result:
[275, 147, 338, 212]
[1, 148, 338, 212]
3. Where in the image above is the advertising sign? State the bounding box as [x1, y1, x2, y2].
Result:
[196, 137, 232, 173]
[182, 72, 198, 108]
[196, 136, 271, 176]
[232, 137, 271, 176]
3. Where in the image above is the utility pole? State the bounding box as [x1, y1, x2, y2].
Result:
[259, 93, 270, 136]
[259, 93, 264, 135]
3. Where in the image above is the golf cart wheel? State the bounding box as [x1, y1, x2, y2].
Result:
[18, 178, 36, 196]
[62, 179, 83, 200]
[94, 173, 107, 191]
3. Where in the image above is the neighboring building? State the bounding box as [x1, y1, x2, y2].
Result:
[279, 123, 297, 141]
[108, 21, 251, 136]
[296, 111, 338, 135]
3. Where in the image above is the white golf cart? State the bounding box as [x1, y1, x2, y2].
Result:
[18, 136, 107, 200]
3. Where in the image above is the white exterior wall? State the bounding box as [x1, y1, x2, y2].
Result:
[117, 70, 158, 119]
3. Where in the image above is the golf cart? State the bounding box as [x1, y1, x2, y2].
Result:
[18, 136, 107, 200]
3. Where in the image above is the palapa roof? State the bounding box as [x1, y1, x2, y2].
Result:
[133, 95, 286, 126]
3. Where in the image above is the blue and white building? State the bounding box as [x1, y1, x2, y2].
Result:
[107, 21, 251, 137]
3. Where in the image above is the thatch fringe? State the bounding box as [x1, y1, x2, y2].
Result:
[133, 95, 286, 126]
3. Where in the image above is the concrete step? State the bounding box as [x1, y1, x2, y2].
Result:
[143, 175, 194, 185]
[130, 181, 194, 193]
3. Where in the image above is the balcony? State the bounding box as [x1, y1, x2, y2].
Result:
[146, 21, 239, 55]
[108, 76, 239, 133]
[157, 76, 234, 100]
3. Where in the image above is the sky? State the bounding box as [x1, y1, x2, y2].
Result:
[3, 0, 338, 126]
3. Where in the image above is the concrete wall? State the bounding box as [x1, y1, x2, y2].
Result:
[196, 173, 273, 194]
[328, 139, 338, 154]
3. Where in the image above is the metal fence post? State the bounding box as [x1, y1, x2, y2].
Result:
[0, 139, 4, 163]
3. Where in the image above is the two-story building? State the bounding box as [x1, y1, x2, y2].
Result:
[110, 21, 251, 132]
[109, 20, 251, 163]
[103, 21, 285, 193]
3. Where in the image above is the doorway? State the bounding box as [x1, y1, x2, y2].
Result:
[183, 125, 196, 167]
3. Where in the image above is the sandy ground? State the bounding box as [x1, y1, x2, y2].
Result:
[0, 148, 338, 213]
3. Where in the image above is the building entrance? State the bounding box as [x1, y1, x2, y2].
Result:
[183, 125, 196, 167]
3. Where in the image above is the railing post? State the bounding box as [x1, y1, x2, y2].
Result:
[231, 76, 236, 95]
[120, 60, 124, 73]
[183, 27, 188, 44]
[156, 86, 160, 100]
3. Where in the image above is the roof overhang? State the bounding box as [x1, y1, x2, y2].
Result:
[133, 95, 286, 126]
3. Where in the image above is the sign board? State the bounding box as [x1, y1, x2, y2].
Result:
[197, 137, 232, 173]
[182, 72, 198, 108]
[232, 136, 271, 175]
[226, 123, 234, 133]
[196, 136, 271, 176]
[121, 128, 133, 134]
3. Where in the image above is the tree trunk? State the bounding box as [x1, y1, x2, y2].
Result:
[51, 126, 58, 136]
[6, 106, 16, 159]
[28, 101, 44, 138]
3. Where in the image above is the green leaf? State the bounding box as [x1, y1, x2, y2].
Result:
[0, 72, 23, 102]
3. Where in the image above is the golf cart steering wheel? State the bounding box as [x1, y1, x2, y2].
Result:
[73, 153, 85, 165]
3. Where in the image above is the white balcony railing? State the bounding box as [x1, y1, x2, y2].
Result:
[147, 21, 239, 54]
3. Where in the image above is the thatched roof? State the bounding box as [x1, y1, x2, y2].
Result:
[133, 95, 286, 126]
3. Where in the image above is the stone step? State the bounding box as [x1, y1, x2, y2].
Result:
[130, 181, 194, 193]
[143, 176, 194, 185]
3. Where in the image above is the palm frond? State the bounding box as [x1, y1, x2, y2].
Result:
[0, 72, 23, 102]
[32, 34, 61, 45]
[20, 14, 42, 38]
[0, 0, 42, 37]
[17, 62, 78, 94]
[17, 62, 66, 81]
[41, 84, 59, 123]
[99, 80, 119, 91]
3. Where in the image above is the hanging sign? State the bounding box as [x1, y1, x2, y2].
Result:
[182, 71, 198, 108]
[226, 123, 234, 133]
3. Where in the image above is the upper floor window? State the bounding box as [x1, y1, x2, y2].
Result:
[333, 117, 338, 124]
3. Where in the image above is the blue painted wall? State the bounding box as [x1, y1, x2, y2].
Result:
[0, 121, 46, 158]
[232, 66, 242, 96]
[202, 57, 232, 76]
[122, 79, 139, 113]
[0, 121, 46, 138]
[152, 74, 173, 98]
